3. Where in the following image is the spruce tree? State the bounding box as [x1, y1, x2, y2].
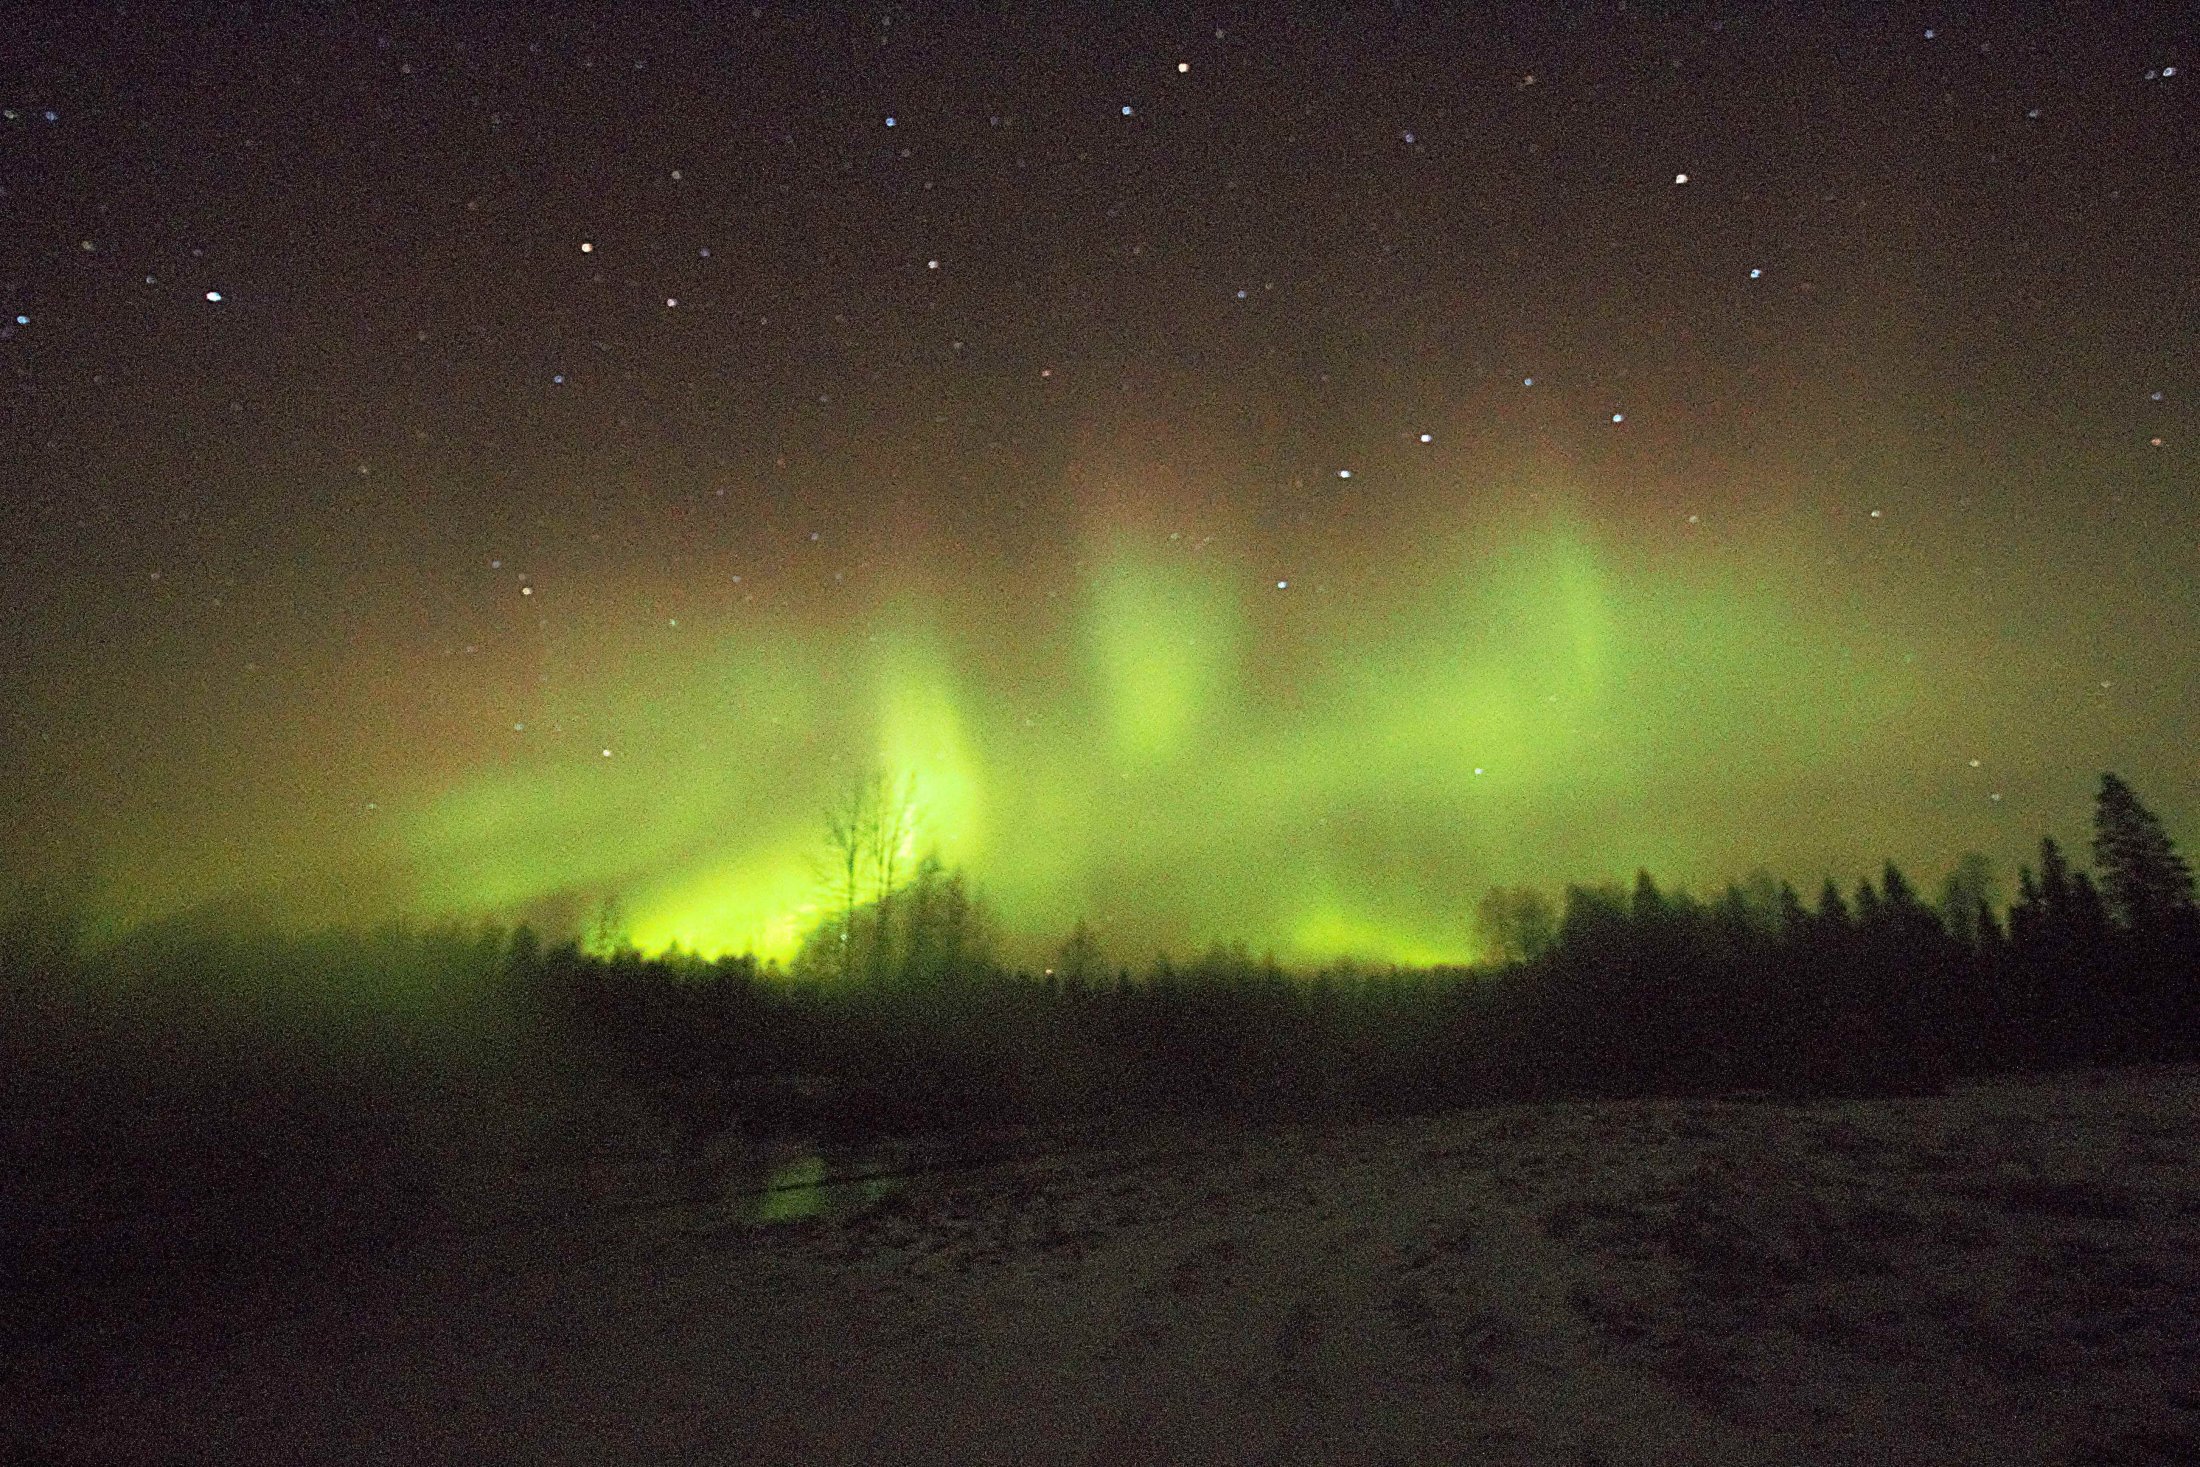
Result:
[2037, 836, 2075, 917]
[1776, 882, 1811, 941]
[2091, 773, 2198, 935]
[1852, 876, 1883, 929]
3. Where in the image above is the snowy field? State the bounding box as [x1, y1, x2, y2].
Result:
[10, 1065, 2199, 1465]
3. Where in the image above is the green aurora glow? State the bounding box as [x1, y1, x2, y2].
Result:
[379, 504, 1941, 967]
[12, 10, 2196, 972]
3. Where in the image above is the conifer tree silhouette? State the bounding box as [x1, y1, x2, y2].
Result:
[2091, 773, 2198, 935]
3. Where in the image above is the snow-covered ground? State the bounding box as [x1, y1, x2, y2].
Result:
[11, 1065, 2199, 1465]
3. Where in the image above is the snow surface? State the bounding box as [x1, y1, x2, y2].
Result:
[11, 1066, 2200, 1464]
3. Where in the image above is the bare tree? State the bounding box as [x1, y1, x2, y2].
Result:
[868, 770, 921, 979]
[823, 782, 869, 978]
[587, 892, 630, 957]
[1474, 885, 1557, 967]
[821, 768, 924, 981]
[1053, 919, 1105, 987]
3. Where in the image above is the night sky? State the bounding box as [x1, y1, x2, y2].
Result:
[5, 5, 2195, 965]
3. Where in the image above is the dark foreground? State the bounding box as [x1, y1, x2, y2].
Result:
[6, 1064, 2197, 1465]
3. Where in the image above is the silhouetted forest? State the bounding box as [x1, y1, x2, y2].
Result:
[4, 773, 2195, 1345]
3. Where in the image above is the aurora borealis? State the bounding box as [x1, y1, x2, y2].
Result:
[4, 7, 2194, 966]
[395, 500, 1943, 965]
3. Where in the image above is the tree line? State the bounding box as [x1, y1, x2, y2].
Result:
[1470, 772, 2195, 1100]
[524, 771, 2197, 1133]
[3, 772, 2192, 1315]
[5, 771, 2194, 1149]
